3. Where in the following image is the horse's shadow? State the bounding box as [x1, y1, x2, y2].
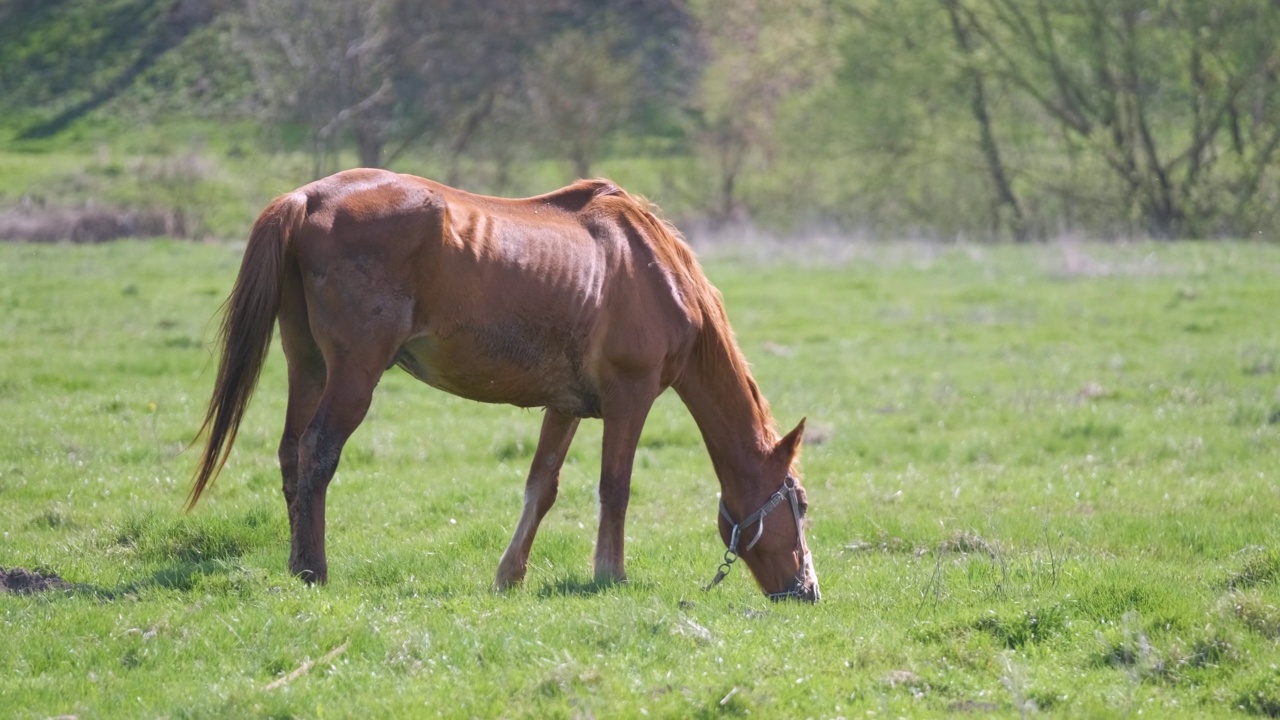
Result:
[65, 558, 256, 599]
[534, 574, 653, 599]
[16, 564, 666, 601]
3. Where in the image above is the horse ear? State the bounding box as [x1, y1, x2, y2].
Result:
[774, 418, 807, 461]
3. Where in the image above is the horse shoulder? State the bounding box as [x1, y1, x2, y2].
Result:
[574, 202, 699, 378]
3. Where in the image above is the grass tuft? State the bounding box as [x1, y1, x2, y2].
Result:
[1222, 590, 1280, 639]
[973, 605, 1068, 648]
[939, 529, 1001, 557]
[1237, 673, 1280, 717]
[28, 503, 75, 530]
[1228, 548, 1280, 590]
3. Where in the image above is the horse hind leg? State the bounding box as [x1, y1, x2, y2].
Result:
[288, 359, 383, 584]
[277, 273, 325, 540]
[495, 409, 580, 590]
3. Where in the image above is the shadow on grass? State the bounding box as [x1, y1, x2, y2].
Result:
[7, 557, 266, 601]
[536, 575, 617, 598]
[7, 508, 282, 600]
[535, 574, 654, 598]
[134, 558, 263, 594]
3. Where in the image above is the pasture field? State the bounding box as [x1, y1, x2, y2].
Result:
[1, 239, 1279, 718]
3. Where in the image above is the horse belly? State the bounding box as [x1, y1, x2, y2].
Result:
[393, 334, 601, 417]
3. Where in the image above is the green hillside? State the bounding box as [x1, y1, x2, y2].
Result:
[0, 0, 244, 136]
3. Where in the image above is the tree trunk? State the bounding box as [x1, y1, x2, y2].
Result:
[943, 0, 1026, 241]
[356, 126, 384, 169]
[572, 150, 591, 180]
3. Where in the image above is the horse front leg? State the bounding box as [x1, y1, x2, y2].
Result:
[495, 409, 580, 590]
[593, 381, 658, 585]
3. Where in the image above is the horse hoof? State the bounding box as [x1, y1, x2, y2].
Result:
[592, 569, 627, 587]
[291, 563, 327, 585]
[494, 564, 526, 592]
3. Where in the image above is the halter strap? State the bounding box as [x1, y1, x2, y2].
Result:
[717, 483, 788, 554]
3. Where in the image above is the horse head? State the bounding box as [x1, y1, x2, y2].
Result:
[713, 419, 821, 602]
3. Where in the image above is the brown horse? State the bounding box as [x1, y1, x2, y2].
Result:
[189, 168, 819, 601]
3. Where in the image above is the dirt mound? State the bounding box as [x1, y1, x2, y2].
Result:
[0, 566, 73, 594]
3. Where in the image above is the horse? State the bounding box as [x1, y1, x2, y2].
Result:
[188, 168, 820, 601]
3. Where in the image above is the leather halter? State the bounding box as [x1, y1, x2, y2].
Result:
[703, 474, 818, 601]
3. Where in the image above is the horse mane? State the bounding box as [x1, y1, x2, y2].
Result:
[588, 184, 779, 446]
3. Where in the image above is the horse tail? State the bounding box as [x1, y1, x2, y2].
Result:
[187, 192, 306, 510]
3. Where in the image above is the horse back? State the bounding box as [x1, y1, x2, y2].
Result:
[288, 169, 703, 416]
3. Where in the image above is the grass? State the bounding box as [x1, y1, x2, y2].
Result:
[1, 238, 1279, 717]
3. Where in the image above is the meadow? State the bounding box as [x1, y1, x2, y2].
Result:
[1, 238, 1279, 718]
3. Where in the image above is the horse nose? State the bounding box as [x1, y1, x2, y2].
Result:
[768, 576, 821, 603]
[802, 581, 821, 603]
[796, 576, 820, 603]
[801, 552, 820, 602]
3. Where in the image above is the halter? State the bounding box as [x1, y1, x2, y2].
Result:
[703, 474, 818, 601]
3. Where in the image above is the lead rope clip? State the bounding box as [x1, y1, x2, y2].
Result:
[703, 549, 738, 591]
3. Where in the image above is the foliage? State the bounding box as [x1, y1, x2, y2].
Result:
[236, 0, 399, 172]
[2, 0, 1280, 239]
[815, 0, 1280, 239]
[526, 21, 641, 179]
[2, 240, 1280, 716]
[686, 0, 839, 224]
[953, 0, 1280, 238]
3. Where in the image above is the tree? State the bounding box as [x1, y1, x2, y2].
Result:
[690, 0, 838, 224]
[954, 0, 1280, 238]
[941, 0, 1026, 240]
[238, 0, 398, 173]
[526, 22, 641, 179]
[383, 1, 564, 179]
[236, 0, 580, 178]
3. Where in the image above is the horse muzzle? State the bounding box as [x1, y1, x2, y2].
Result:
[766, 550, 821, 603]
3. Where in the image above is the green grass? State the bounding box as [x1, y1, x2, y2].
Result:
[2, 239, 1280, 717]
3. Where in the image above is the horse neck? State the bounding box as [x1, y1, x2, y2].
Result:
[673, 320, 778, 512]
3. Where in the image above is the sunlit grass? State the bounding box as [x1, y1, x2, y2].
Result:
[1, 239, 1279, 717]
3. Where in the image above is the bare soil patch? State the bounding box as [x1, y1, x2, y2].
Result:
[0, 566, 73, 594]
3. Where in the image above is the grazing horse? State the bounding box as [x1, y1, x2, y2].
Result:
[189, 169, 820, 601]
